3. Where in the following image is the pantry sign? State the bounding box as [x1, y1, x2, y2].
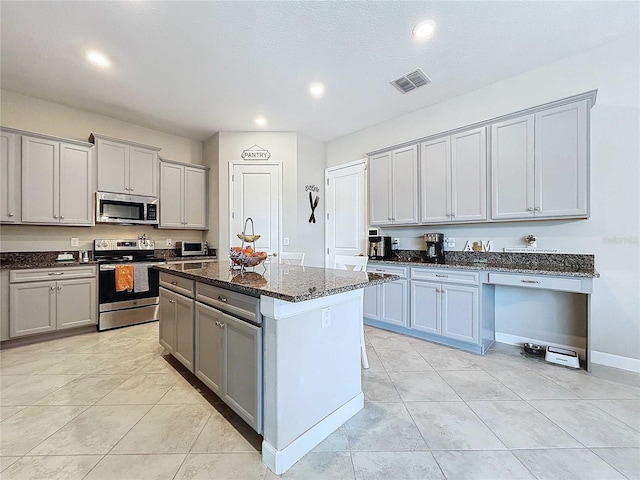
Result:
[241, 145, 271, 160]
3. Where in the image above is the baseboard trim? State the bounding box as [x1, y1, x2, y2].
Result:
[590, 350, 640, 373]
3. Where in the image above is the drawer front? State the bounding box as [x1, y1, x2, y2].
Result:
[160, 272, 195, 298]
[196, 283, 260, 324]
[411, 267, 479, 285]
[488, 273, 583, 293]
[10, 266, 97, 283]
[368, 264, 407, 278]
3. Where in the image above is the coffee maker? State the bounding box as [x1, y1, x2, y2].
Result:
[423, 233, 445, 264]
[368, 233, 392, 260]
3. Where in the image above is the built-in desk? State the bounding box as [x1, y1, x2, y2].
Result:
[366, 254, 597, 370]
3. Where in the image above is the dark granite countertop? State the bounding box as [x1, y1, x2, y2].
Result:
[370, 251, 599, 278]
[154, 261, 398, 302]
[1, 251, 98, 270]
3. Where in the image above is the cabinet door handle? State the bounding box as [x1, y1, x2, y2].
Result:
[8, 212, 14, 217]
[50, 286, 55, 291]
[217, 295, 228, 303]
[521, 280, 541, 284]
[219, 322, 225, 328]
[48, 272, 64, 276]
[450, 212, 456, 217]
[435, 274, 448, 278]
[171, 281, 178, 285]
[60, 215, 64, 219]
[534, 207, 541, 212]
[53, 214, 59, 219]
[57, 285, 62, 290]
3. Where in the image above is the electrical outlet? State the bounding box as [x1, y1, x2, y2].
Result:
[321, 308, 331, 329]
[283, 237, 290, 246]
[70, 237, 79, 247]
[166, 238, 172, 246]
[445, 237, 456, 248]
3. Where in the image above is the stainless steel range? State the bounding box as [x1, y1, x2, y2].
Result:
[94, 238, 166, 331]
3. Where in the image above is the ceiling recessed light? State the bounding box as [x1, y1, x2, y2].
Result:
[86, 50, 111, 68]
[412, 19, 437, 41]
[308, 82, 325, 99]
[254, 116, 267, 126]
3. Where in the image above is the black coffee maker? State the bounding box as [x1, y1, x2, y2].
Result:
[423, 233, 445, 264]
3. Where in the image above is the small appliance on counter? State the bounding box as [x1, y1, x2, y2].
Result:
[176, 240, 207, 256]
[423, 233, 445, 264]
[368, 229, 392, 260]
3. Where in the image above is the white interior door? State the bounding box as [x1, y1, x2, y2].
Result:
[325, 160, 366, 268]
[230, 163, 280, 255]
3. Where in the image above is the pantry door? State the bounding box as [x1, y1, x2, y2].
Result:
[325, 159, 367, 268]
[229, 163, 281, 255]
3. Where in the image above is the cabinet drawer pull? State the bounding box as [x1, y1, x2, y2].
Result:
[48, 272, 64, 276]
[171, 281, 178, 285]
[217, 296, 228, 303]
[521, 279, 541, 284]
[435, 274, 448, 278]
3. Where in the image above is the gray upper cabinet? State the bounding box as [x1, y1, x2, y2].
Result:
[420, 127, 487, 224]
[0, 130, 20, 223]
[490, 115, 535, 220]
[21, 135, 94, 226]
[491, 99, 589, 220]
[534, 100, 588, 218]
[159, 160, 208, 229]
[91, 133, 160, 197]
[369, 145, 418, 226]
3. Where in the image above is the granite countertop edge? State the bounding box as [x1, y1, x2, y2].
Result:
[153, 264, 398, 303]
[1, 260, 100, 270]
[369, 258, 599, 278]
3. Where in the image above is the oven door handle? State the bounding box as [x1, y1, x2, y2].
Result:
[100, 265, 117, 271]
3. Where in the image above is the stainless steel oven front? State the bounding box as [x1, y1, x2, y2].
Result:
[97, 262, 163, 331]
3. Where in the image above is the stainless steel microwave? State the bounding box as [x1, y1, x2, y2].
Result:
[176, 241, 206, 256]
[95, 192, 158, 225]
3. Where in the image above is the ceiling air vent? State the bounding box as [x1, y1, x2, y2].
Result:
[390, 68, 432, 94]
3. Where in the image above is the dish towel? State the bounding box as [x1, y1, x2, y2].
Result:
[115, 265, 134, 292]
[133, 263, 149, 293]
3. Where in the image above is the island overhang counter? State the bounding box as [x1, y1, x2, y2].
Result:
[152, 260, 398, 475]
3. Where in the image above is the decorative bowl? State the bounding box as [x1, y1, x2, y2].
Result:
[237, 233, 261, 242]
[229, 249, 268, 268]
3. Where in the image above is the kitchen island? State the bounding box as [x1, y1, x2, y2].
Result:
[153, 260, 397, 475]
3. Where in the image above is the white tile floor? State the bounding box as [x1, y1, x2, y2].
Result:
[1, 322, 639, 479]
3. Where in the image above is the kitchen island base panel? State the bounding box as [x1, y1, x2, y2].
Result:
[260, 289, 364, 474]
[262, 392, 364, 475]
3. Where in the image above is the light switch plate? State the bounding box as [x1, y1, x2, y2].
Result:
[70, 237, 79, 247]
[283, 237, 290, 246]
[166, 238, 172, 246]
[321, 308, 331, 329]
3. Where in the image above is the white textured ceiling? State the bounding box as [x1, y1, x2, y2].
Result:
[1, 1, 638, 142]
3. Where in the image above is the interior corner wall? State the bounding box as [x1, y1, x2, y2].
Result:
[296, 134, 326, 267]
[203, 133, 220, 253]
[214, 132, 298, 257]
[325, 33, 640, 365]
[0, 89, 206, 252]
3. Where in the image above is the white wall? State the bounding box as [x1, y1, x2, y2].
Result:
[296, 135, 326, 267]
[1, 90, 203, 163]
[326, 34, 640, 365]
[0, 89, 205, 252]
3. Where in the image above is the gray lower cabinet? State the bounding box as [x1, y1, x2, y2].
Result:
[411, 280, 479, 344]
[9, 268, 97, 338]
[365, 263, 491, 353]
[195, 301, 262, 433]
[364, 265, 408, 327]
[159, 286, 194, 372]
